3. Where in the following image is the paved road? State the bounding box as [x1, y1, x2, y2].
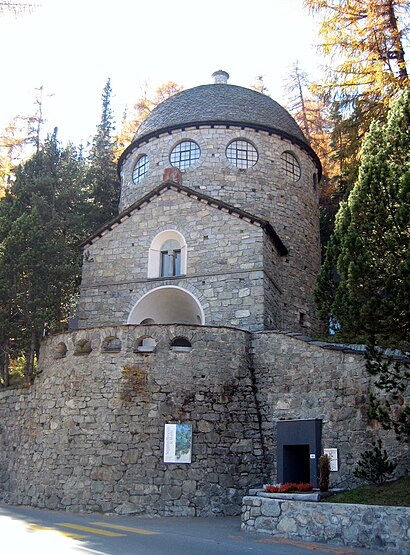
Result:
[0, 503, 384, 555]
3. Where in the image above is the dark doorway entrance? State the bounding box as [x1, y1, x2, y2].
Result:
[282, 444, 310, 483]
[276, 419, 322, 487]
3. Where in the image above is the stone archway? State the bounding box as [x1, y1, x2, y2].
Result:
[127, 286, 204, 325]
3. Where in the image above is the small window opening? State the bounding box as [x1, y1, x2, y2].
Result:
[135, 336, 156, 353]
[313, 173, 318, 191]
[299, 312, 306, 326]
[54, 342, 68, 359]
[170, 337, 192, 352]
[74, 339, 92, 356]
[102, 337, 121, 353]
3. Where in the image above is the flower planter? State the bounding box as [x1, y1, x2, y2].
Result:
[248, 488, 343, 502]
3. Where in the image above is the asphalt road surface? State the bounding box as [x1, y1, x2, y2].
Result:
[0, 503, 385, 555]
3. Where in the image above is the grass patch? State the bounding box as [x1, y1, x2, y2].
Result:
[323, 476, 410, 507]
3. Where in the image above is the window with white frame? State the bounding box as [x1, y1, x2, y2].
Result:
[147, 230, 187, 279]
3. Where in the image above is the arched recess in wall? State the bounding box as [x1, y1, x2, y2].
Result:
[127, 286, 205, 325]
[147, 230, 187, 278]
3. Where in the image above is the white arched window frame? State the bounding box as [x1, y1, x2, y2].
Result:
[148, 230, 187, 279]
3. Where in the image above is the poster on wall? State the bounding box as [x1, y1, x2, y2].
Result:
[163, 423, 192, 463]
[324, 448, 339, 472]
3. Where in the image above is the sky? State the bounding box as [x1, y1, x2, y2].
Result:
[0, 0, 323, 147]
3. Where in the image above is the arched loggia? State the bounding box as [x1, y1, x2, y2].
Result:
[127, 286, 204, 325]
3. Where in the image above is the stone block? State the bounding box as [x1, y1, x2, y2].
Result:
[261, 499, 281, 517]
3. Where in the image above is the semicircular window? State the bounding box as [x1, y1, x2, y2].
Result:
[170, 337, 192, 352]
[132, 154, 149, 184]
[170, 141, 200, 170]
[281, 151, 301, 182]
[74, 339, 92, 356]
[226, 139, 258, 169]
[134, 336, 156, 353]
[102, 336, 122, 353]
[54, 342, 68, 359]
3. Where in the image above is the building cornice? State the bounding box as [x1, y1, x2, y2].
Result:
[117, 121, 322, 180]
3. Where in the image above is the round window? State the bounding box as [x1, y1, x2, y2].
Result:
[170, 140, 200, 170]
[226, 139, 258, 168]
[281, 151, 301, 182]
[132, 154, 149, 184]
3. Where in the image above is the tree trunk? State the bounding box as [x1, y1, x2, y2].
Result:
[24, 330, 37, 384]
[386, 0, 408, 81]
[0, 340, 10, 388]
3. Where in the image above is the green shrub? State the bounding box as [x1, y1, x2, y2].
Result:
[353, 440, 397, 485]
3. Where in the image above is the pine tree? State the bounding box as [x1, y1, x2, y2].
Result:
[315, 88, 410, 347]
[0, 131, 89, 383]
[87, 78, 120, 228]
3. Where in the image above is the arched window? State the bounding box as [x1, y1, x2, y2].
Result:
[102, 336, 122, 353]
[74, 339, 92, 356]
[54, 342, 68, 359]
[281, 151, 301, 182]
[147, 230, 187, 279]
[170, 337, 192, 352]
[132, 154, 149, 184]
[134, 336, 156, 353]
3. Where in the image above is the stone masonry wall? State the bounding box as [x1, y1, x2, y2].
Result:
[119, 126, 321, 333]
[241, 496, 410, 553]
[251, 331, 409, 486]
[0, 325, 268, 516]
[1, 329, 406, 518]
[263, 234, 283, 329]
[78, 189, 274, 331]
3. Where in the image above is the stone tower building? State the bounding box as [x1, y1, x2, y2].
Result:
[77, 71, 322, 334]
[1, 73, 407, 517]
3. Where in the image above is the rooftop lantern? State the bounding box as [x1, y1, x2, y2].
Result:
[211, 70, 229, 84]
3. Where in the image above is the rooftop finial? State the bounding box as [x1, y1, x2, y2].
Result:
[212, 70, 229, 84]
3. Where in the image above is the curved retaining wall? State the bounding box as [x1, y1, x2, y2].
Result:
[0, 327, 407, 517]
[241, 496, 410, 553]
[0, 325, 268, 516]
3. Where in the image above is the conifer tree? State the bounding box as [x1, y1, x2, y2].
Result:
[305, 0, 409, 196]
[305, 0, 409, 112]
[87, 78, 120, 228]
[315, 88, 410, 347]
[284, 63, 339, 253]
[0, 131, 89, 383]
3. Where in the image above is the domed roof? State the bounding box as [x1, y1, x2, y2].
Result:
[118, 75, 321, 176]
[134, 83, 308, 145]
